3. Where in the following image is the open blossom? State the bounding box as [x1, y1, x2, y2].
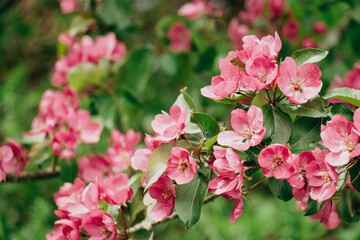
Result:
[167, 22, 191, 53]
[321, 114, 360, 166]
[201, 51, 241, 100]
[99, 173, 133, 205]
[239, 55, 279, 90]
[151, 105, 187, 143]
[228, 18, 249, 50]
[309, 200, 340, 230]
[46, 219, 80, 240]
[52, 131, 78, 159]
[0, 145, 13, 181]
[0, 139, 28, 177]
[306, 148, 338, 202]
[277, 57, 322, 104]
[178, 0, 207, 19]
[222, 189, 244, 223]
[68, 109, 102, 144]
[218, 106, 265, 151]
[59, 0, 77, 14]
[167, 147, 197, 184]
[131, 134, 162, 172]
[54, 178, 85, 212]
[258, 144, 294, 179]
[239, 0, 264, 24]
[77, 155, 113, 182]
[287, 151, 315, 189]
[83, 210, 117, 240]
[148, 176, 176, 222]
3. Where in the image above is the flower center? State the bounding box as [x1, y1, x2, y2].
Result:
[299, 165, 306, 179]
[100, 226, 113, 239]
[321, 170, 331, 183]
[178, 158, 189, 172]
[162, 188, 173, 200]
[341, 132, 349, 138]
[257, 73, 267, 83]
[290, 79, 304, 92]
[345, 140, 356, 153]
[240, 128, 254, 141]
[273, 155, 283, 167]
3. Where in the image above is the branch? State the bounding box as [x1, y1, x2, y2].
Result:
[127, 194, 219, 234]
[2, 168, 61, 183]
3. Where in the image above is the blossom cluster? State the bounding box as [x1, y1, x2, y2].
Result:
[201, 32, 322, 104]
[0, 139, 28, 182]
[53, 33, 126, 86]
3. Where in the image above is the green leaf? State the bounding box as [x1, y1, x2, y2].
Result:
[349, 160, 360, 193]
[96, 0, 131, 30]
[262, 105, 292, 144]
[60, 159, 78, 183]
[304, 198, 323, 216]
[145, 142, 175, 191]
[21, 132, 46, 145]
[203, 135, 217, 149]
[338, 190, 360, 223]
[175, 170, 210, 229]
[214, 95, 249, 105]
[191, 112, 220, 139]
[291, 48, 328, 67]
[330, 103, 354, 121]
[278, 97, 328, 118]
[67, 63, 105, 91]
[180, 88, 198, 112]
[68, 15, 95, 36]
[323, 87, 360, 108]
[288, 117, 321, 151]
[268, 177, 293, 202]
[251, 90, 267, 108]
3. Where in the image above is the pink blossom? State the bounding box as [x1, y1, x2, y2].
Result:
[306, 148, 338, 202]
[221, 189, 244, 223]
[218, 106, 265, 151]
[277, 57, 322, 104]
[68, 109, 102, 144]
[239, 0, 264, 24]
[107, 129, 141, 168]
[46, 219, 80, 240]
[321, 114, 360, 166]
[282, 20, 299, 42]
[200, 51, 241, 100]
[301, 37, 318, 49]
[258, 144, 294, 179]
[77, 155, 113, 182]
[313, 21, 327, 35]
[148, 176, 176, 222]
[67, 183, 100, 219]
[287, 152, 315, 189]
[151, 106, 187, 143]
[167, 22, 191, 53]
[83, 210, 117, 240]
[178, 0, 207, 20]
[59, 0, 77, 14]
[270, 0, 285, 18]
[167, 147, 197, 184]
[52, 131, 78, 159]
[1, 139, 28, 176]
[54, 178, 85, 211]
[238, 32, 282, 63]
[239, 55, 279, 90]
[208, 175, 243, 195]
[228, 18, 250, 50]
[309, 200, 340, 230]
[58, 33, 76, 47]
[0, 145, 13, 181]
[293, 186, 310, 212]
[131, 148, 152, 172]
[211, 146, 243, 179]
[99, 173, 133, 205]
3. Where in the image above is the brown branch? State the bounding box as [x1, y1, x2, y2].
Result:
[127, 194, 219, 235]
[2, 168, 61, 183]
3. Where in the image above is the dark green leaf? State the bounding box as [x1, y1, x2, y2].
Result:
[67, 63, 105, 91]
[191, 112, 220, 139]
[324, 87, 360, 108]
[145, 142, 175, 191]
[214, 95, 249, 104]
[305, 198, 323, 216]
[175, 170, 210, 229]
[288, 117, 321, 151]
[262, 105, 292, 144]
[349, 160, 360, 193]
[268, 177, 293, 202]
[96, 0, 131, 30]
[291, 48, 328, 67]
[330, 103, 354, 121]
[278, 97, 328, 118]
[60, 159, 78, 183]
[338, 190, 360, 223]
[180, 88, 198, 112]
[251, 90, 267, 108]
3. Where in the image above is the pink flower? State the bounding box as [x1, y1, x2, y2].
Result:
[301, 37, 318, 48]
[52, 131, 78, 159]
[306, 148, 338, 202]
[221, 189, 244, 223]
[0, 145, 13, 181]
[59, 0, 77, 14]
[258, 144, 294, 179]
[46, 219, 80, 240]
[313, 21, 327, 35]
[321, 114, 360, 166]
[77, 155, 113, 182]
[239, 55, 279, 90]
[208, 175, 243, 195]
[148, 176, 176, 222]
[167, 22, 191, 53]
[151, 106, 187, 143]
[270, 0, 285, 18]
[200, 51, 241, 100]
[83, 210, 117, 240]
[58, 33, 76, 47]
[238, 32, 282, 63]
[54, 178, 85, 211]
[227, 18, 250, 50]
[282, 20, 299, 42]
[218, 106, 265, 151]
[239, 0, 264, 24]
[309, 200, 340, 230]
[99, 173, 133, 205]
[178, 0, 207, 20]
[287, 151, 315, 189]
[167, 147, 197, 184]
[67, 183, 100, 219]
[68, 109, 102, 144]
[212, 146, 243, 179]
[1, 139, 28, 176]
[277, 57, 322, 104]
[293, 186, 310, 212]
[131, 148, 152, 172]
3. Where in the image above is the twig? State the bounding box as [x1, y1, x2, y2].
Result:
[127, 194, 219, 234]
[2, 168, 61, 183]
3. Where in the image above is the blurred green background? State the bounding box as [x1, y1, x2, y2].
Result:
[1, 0, 360, 239]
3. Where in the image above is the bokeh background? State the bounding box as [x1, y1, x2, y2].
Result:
[1, 0, 360, 239]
